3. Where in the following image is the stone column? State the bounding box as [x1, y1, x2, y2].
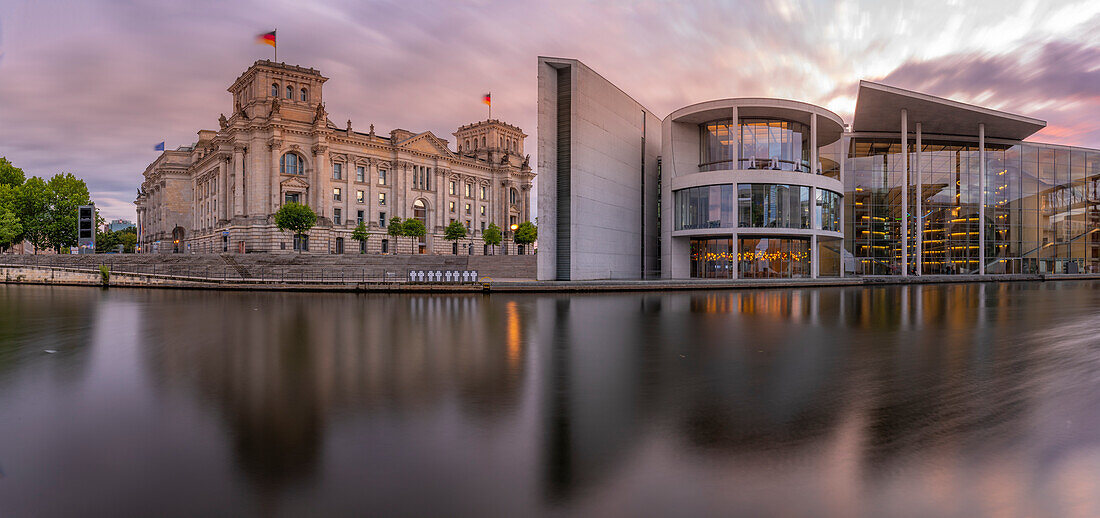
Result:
[313, 145, 330, 222]
[523, 185, 531, 223]
[979, 123, 986, 275]
[270, 143, 282, 216]
[248, 136, 265, 217]
[233, 145, 245, 217]
[901, 108, 908, 277]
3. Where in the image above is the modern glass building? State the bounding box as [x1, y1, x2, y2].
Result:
[537, 57, 1100, 280]
[662, 99, 845, 279]
[845, 81, 1100, 276]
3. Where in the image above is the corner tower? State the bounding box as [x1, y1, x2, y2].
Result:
[454, 120, 526, 162]
[227, 60, 329, 123]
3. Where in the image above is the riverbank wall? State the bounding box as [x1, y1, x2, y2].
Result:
[3, 262, 1100, 293]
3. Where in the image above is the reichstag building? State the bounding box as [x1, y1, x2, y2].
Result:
[136, 60, 534, 254]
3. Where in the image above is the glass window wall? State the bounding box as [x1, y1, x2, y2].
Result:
[846, 136, 1100, 276]
[698, 118, 812, 173]
[818, 237, 842, 277]
[737, 184, 811, 229]
[690, 237, 734, 278]
[738, 237, 810, 278]
[675, 185, 734, 230]
[817, 189, 841, 231]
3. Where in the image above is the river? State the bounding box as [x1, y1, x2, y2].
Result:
[2, 282, 1100, 517]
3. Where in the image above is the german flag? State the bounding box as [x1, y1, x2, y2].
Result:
[257, 30, 276, 47]
[483, 93, 491, 106]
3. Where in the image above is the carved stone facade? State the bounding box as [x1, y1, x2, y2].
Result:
[135, 60, 533, 254]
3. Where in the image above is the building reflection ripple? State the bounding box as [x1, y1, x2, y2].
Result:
[2, 283, 1100, 516]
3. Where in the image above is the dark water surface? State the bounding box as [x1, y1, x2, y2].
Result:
[3, 283, 1100, 517]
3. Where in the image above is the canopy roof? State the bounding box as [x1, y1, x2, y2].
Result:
[852, 81, 1046, 141]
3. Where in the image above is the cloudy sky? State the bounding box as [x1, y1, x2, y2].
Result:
[1, 0, 1098, 220]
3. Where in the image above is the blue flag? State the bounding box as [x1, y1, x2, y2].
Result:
[154, 141, 165, 151]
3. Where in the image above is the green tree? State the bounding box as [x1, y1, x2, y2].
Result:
[444, 220, 467, 254]
[483, 222, 502, 255]
[513, 221, 537, 254]
[17, 177, 49, 253]
[0, 157, 25, 187]
[0, 209, 22, 252]
[274, 202, 317, 253]
[386, 217, 404, 254]
[351, 221, 370, 253]
[403, 218, 426, 254]
[43, 173, 91, 253]
[118, 228, 137, 253]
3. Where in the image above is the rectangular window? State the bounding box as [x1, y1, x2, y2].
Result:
[379, 169, 387, 185]
[381, 238, 388, 253]
[465, 183, 472, 197]
[480, 221, 486, 231]
[449, 181, 456, 195]
[379, 192, 386, 206]
[379, 212, 387, 227]
[449, 201, 455, 213]
[356, 166, 365, 182]
[465, 219, 471, 229]
[356, 190, 364, 203]
[333, 163, 343, 180]
[480, 186, 486, 199]
[479, 205, 486, 216]
[333, 208, 342, 225]
[357, 210, 364, 225]
[465, 203, 471, 214]
[333, 188, 341, 201]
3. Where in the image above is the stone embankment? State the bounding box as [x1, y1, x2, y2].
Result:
[2, 255, 1100, 292]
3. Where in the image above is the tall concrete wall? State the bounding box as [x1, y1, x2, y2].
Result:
[537, 57, 661, 280]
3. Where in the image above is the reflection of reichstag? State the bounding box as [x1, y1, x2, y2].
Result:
[142, 292, 527, 489]
[537, 57, 1100, 280]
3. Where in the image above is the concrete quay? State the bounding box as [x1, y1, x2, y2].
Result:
[3, 261, 1099, 293]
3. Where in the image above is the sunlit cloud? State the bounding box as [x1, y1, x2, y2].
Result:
[0, 0, 1098, 220]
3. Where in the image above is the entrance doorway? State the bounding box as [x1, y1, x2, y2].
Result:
[335, 237, 344, 254]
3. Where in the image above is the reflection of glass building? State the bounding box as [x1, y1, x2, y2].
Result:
[537, 57, 1100, 280]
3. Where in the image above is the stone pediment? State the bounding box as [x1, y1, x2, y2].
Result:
[397, 132, 454, 157]
[280, 176, 310, 189]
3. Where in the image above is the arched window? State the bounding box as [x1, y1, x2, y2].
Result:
[271, 83, 279, 96]
[482, 136, 486, 147]
[499, 137, 503, 148]
[510, 188, 518, 205]
[281, 152, 304, 175]
[285, 86, 293, 99]
[300, 88, 308, 101]
[474, 139, 478, 150]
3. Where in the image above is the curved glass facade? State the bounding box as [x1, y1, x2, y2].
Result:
[816, 189, 841, 231]
[690, 237, 734, 278]
[675, 185, 734, 230]
[700, 118, 811, 173]
[738, 237, 810, 278]
[736, 184, 811, 229]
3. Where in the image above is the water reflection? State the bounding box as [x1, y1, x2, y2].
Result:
[1, 283, 1100, 516]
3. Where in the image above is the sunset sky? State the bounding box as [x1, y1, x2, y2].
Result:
[1, 0, 1098, 220]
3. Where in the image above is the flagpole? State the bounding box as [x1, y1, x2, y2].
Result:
[274, 28, 277, 62]
[488, 91, 491, 120]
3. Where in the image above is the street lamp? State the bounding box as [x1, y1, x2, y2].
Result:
[510, 224, 519, 255]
